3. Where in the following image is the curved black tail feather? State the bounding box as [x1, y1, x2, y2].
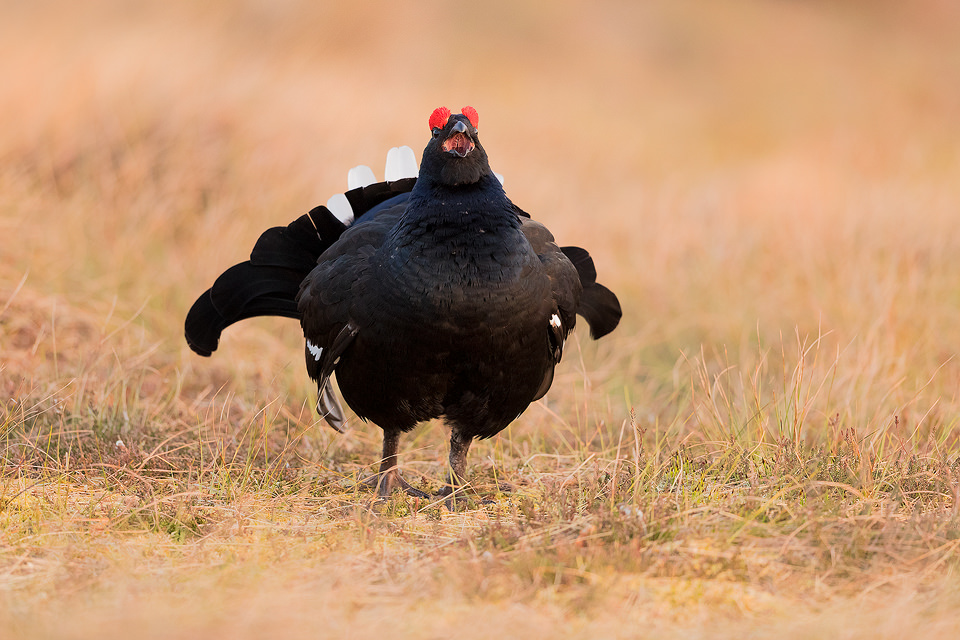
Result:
[561, 245, 622, 339]
[184, 263, 304, 356]
[184, 179, 417, 356]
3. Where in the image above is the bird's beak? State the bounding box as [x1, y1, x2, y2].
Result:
[442, 120, 475, 158]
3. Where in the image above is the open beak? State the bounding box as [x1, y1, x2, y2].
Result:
[442, 120, 475, 157]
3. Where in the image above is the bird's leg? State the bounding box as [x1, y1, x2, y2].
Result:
[360, 429, 429, 499]
[437, 429, 472, 509]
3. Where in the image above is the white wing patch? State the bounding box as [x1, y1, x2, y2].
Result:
[550, 313, 562, 329]
[306, 340, 323, 362]
[348, 164, 376, 190]
[385, 146, 418, 181]
[494, 171, 504, 186]
[325, 193, 354, 225]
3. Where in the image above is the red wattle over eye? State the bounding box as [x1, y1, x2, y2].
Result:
[429, 107, 451, 130]
[461, 106, 478, 129]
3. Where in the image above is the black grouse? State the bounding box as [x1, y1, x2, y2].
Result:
[185, 106, 621, 504]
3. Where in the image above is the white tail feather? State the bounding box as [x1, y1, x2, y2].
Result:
[326, 193, 354, 225]
[347, 165, 376, 190]
[385, 146, 418, 182]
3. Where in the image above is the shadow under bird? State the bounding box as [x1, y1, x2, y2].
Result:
[185, 106, 622, 505]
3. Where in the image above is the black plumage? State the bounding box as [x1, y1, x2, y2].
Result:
[184, 178, 416, 357]
[185, 107, 621, 504]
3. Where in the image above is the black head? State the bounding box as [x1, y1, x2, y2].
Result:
[418, 106, 492, 188]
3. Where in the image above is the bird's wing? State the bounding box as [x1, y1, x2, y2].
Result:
[518, 218, 581, 401]
[296, 198, 409, 429]
[519, 218, 622, 342]
[520, 217, 581, 334]
[305, 321, 359, 432]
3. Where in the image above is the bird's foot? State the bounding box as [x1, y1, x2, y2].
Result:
[359, 469, 430, 499]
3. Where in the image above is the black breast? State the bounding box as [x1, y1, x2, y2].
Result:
[333, 199, 556, 438]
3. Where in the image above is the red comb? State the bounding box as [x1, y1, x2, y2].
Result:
[461, 106, 478, 128]
[429, 107, 451, 130]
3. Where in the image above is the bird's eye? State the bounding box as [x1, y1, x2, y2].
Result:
[432, 129, 440, 138]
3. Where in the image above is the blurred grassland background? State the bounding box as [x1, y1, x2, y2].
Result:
[3, 0, 960, 638]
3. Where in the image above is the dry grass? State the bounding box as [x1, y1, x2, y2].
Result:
[3, 0, 960, 637]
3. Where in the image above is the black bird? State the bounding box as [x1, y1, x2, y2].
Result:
[185, 106, 621, 504]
